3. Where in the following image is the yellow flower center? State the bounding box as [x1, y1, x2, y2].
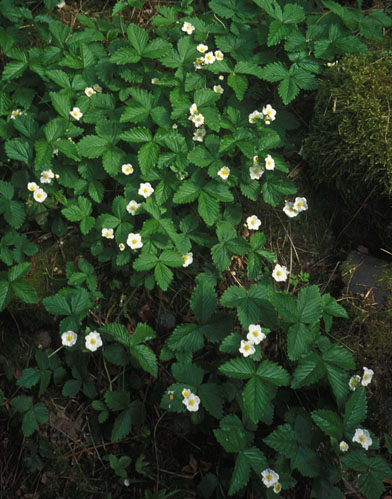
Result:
[90, 338, 96, 345]
[169, 393, 174, 400]
[251, 220, 255, 225]
[359, 435, 365, 442]
[253, 332, 258, 337]
[267, 474, 272, 481]
[132, 239, 137, 245]
[277, 271, 282, 276]
[144, 188, 148, 193]
[37, 193, 42, 199]
[131, 206, 136, 211]
[67, 335, 73, 342]
[244, 345, 250, 351]
[188, 399, 195, 406]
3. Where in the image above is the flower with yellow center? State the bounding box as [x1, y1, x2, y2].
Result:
[182, 252, 193, 268]
[213, 85, 224, 94]
[182, 22, 195, 34]
[182, 393, 200, 412]
[138, 182, 154, 198]
[361, 367, 374, 386]
[151, 78, 159, 84]
[246, 215, 261, 230]
[70, 107, 83, 120]
[40, 169, 54, 184]
[197, 43, 208, 53]
[126, 200, 141, 215]
[192, 113, 204, 127]
[85, 331, 103, 352]
[293, 197, 308, 213]
[349, 374, 361, 391]
[215, 50, 224, 61]
[217, 166, 230, 180]
[246, 325, 266, 345]
[339, 441, 349, 452]
[27, 182, 38, 192]
[85, 87, 96, 97]
[102, 228, 114, 239]
[283, 201, 298, 218]
[33, 188, 47, 203]
[182, 388, 191, 398]
[122, 163, 134, 175]
[352, 428, 372, 450]
[272, 264, 288, 282]
[10, 109, 22, 119]
[127, 233, 143, 249]
[239, 340, 256, 357]
[261, 469, 279, 488]
[61, 330, 77, 347]
[273, 483, 282, 494]
[93, 83, 102, 93]
[119, 243, 125, 251]
[265, 154, 275, 170]
[249, 165, 263, 180]
[204, 51, 216, 64]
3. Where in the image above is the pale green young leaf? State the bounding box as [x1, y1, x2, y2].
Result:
[343, 386, 367, 431]
[311, 409, 343, 439]
[228, 453, 250, 496]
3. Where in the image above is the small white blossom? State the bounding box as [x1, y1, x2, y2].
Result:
[215, 50, 224, 61]
[126, 200, 141, 215]
[61, 331, 77, 347]
[218, 75, 224, 81]
[138, 182, 154, 198]
[102, 228, 114, 239]
[172, 124, 178, 129]
[213, 85, 224, 94]
[151, 78, 159, 84]
[182, 393, 200, 412]
[217, 166, 230, 180]
[283, 201, 298, 218]
[57, 0, 65, 7]
[182, 252, 193, 267]
[189, 103, 198, 116]
[40, 169, 55, 184]
[193, 58, 204, 70]
[10, 109, 22, 119]
[93, 83, 102, 93]
[127, 233, 143, 250]
[193, 127, 206, 142]
[247, 215, 261, 230]
[262, 104, 276, 123]
[249, 165, 264, 180]
[197, 44, 208, 54]
[27, 182, 38, 192]
[122, 163, 134, 175]
[192, 113, 204, 127]
[119, 243, 125, 251]
[182, 388, 192, 398]
[247, 325, 266, 345]
[204, 51, 216, 64]
[85, 87, 96, 97]
[85, 331, 103, 352]
[272, 264, 289, 282]
[361, 367, 374, 387]
[349, 374, 361, 391]
[261, 469, 279, 488]
[239, 340, 256, 357]
[273, 483, 282, 494]
[123, 479, 130, 487]
[70, 107, 83, 120]
[339, 441, 349, 452]
[253, 155, 259, 164]
[182, 22, 195, 34]
[248, 110, 263, 123]
[33, 188, 47, 203]
[352, 428, 372, 450]
[265, 154, 275, 170]
[293, 197, 308, 213]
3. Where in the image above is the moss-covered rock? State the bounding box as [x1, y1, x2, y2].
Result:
[303, 41, 392, 252]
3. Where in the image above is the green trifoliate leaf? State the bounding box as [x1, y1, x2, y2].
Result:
[22, 403, 48, 437]
[264, 423, 298, 459]
[287, 323, 317, 360]
[111, 409, 132, 442]
[43, 293, 71, 315]
[127, 23, 148, 55]
[325, 363, 349, 407]
[77, 135, 108, 158]
[131, 344, 158, 377]
[16, 368, 40, 389]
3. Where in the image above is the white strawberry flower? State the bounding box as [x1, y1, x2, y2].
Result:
[122, 163, 134, 175]
[218, 75, 224, 80]
[189, 103, 198, 115]
[272, 264, 289, 282]
[119, 243, 125, 251]
[85, 331, 103, 352]
[293, 197, 308, 212]
[249, 165, 264, 180]
[27, 182, 38, 192]
[349, 374, 361, 391]
[61, 330, 77, 347]
[126, 200, 141, 215]
[197, 43, 208, 54]
[85, 87, 96, 97]
[192, 113, 204, 127]
[182, 388, 192, 398]
[215, 50, 224, 61]
[273, 483, 282, 494]
[127, 233, 143, 249]
[248, 110, 263, 123]
[361, 367, 374, 386]
[181, 22, 195, 34]
[352, 428, 372, 450]
[247, 325, 266, 345]
[265, 154, 275, 170]
[151, 78, 159, 84]
[102, 228, 114, 239]
[10, 109, 22, 119]
[339, 441, 349, 452]
[204, 51, 216, 64]
[70, 107, 83, 120]
[182, 393, 200, 412]
[213, 85, 224, 94]
[93, 83, 102, 93]
[138, 182, 154, 198]
[283, 201, 298, 218]
[40, 169, 55, 184]
[33, 188, 47, 203]
[262, 104, 277, 123]
[193, 127, 206, 142]
[217, 166, 230, 180]
[57, 0, 65, 8]
[182, 252, 193, 267]
[239, 340, 256, 357]
[261, 469, 279, 488]
[246, 215, 261, 230]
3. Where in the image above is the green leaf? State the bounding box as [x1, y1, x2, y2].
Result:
[11, 281, 38, 304]
[322, 344, 355, 370]
[199, 383, 223, 419]
[127, 23, 148, 55]
[104, 390, 130, 411]
[311, 409, 343, 439]
[219, 357, 256, 379]
[43, 294, 71, 315]
[297, 285, 322, 323]
[243, 377, 271, 424]
[101, 323, 132, 348]
[131, 344, 158, 377]
[110, 46, 140, 64]
[228, 452, 250, 496]
[8, 262, 31, 282]
[132, 323, 156, 345]
[77, 135, 108, 158]
[0, 281, 12, 311]
[291, 352, 326, 389]
[287, 323, 316, 360]
[264, 424, 298, 459]
[242, 447, 268, 473]
[228, 73, 248, 101]
[46, 69, 71, 88]
[172, 362, 204, 387]
[154, 262, 173, 291]
[111, 409, 132, 441]
[198, 192, 219, 226]
[5, 138, 32, 164]
[138, 142, 159, 175]
[12, 395, 33, 412]
[16, 368, 41, 389]
[256, 360, 290, 386]
[344, 386, 367, 431]
[341, 449, 370, 472]
[325, 363, 349, 407]
[22, 403, 48, 437]
[190, 275, 217, 324]
[49, 91, 70, 119]
[214, 425, 247, 453]
[167, 323, 204, 352]
[1, 60, 27, 80]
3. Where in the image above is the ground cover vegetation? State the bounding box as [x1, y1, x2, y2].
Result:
[0, 0, 392, 497]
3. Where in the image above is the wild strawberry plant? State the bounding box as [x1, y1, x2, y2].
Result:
[0, 0, 391, 496]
